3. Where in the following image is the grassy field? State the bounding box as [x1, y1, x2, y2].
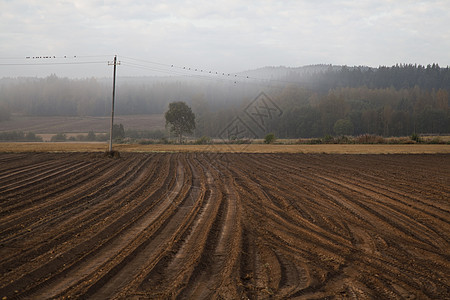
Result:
[0, 142, 449, 154]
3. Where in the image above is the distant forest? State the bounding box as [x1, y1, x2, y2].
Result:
[1, 63, 449, 138]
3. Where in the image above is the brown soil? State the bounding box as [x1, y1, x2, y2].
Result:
[0, 153, 449, 299]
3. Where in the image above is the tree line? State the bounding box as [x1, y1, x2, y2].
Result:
[194, 85, 448, 138]
[195, 64, 450, 138]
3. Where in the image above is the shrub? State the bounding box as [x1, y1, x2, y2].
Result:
[195, 136, 211, 145]
[322, 134, 335, 144]
[112, 124, 125, 140]
[309, 138, 323, 144]
[138, 139, 155, 145]
[355, 134, 385, 144]
[51, 133, 67, 142]
[411, 133, 422, 143]
[95, 133, 108, 141]
[24, 132, 42, 141]
[235, 139, 252, 144]
[427, 137, 444, 144]
[159, 137, 170, 144]
[264, 133, 276, 144]
[87, 131, 96, 141]
[335, 135, 353, 144]
[396, 137, 415, 144]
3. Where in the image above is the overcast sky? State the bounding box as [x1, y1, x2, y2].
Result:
[1, 0, 449, 78]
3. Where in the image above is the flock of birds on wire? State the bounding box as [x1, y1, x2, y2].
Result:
[2, 54, 299, 87]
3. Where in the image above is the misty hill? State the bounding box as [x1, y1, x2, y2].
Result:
[240, 63, 450, 91]
[238, 64, 345, 80]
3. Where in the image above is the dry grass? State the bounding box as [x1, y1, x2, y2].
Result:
[1, 142, 449, 154]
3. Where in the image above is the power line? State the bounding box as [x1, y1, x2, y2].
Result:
[120, 60, 306, 90]
[1, 53, 308, 87]
[0, 54, 113, 59]
[121, 55, 248, 79]
[120, 57, 262, 86]
[120, 55, 308, 87]
[0, 61, 106, 66]
[120, 61, 238, 83]
[0, 54, 111, 66]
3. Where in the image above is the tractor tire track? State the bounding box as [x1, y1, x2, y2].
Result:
[0, 152, 448, 299]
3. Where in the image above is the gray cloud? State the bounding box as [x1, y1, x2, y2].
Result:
[1, 0, 449, 77]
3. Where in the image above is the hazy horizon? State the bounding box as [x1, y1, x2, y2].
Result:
[1, 1, 449, 78]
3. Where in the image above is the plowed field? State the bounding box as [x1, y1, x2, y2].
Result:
[0, 153, 449, 299]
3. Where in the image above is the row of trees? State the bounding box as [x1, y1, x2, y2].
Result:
[194, 85, 449, 138]
[0, 131, 42, 142]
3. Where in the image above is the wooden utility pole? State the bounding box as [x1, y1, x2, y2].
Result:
[108, 55, 120, 152]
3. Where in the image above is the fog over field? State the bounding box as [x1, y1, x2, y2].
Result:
[1, 1, 449, 139]
[1, 65, 449, 139]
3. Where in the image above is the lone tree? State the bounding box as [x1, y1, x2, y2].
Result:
[165, 101, 196, 143]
